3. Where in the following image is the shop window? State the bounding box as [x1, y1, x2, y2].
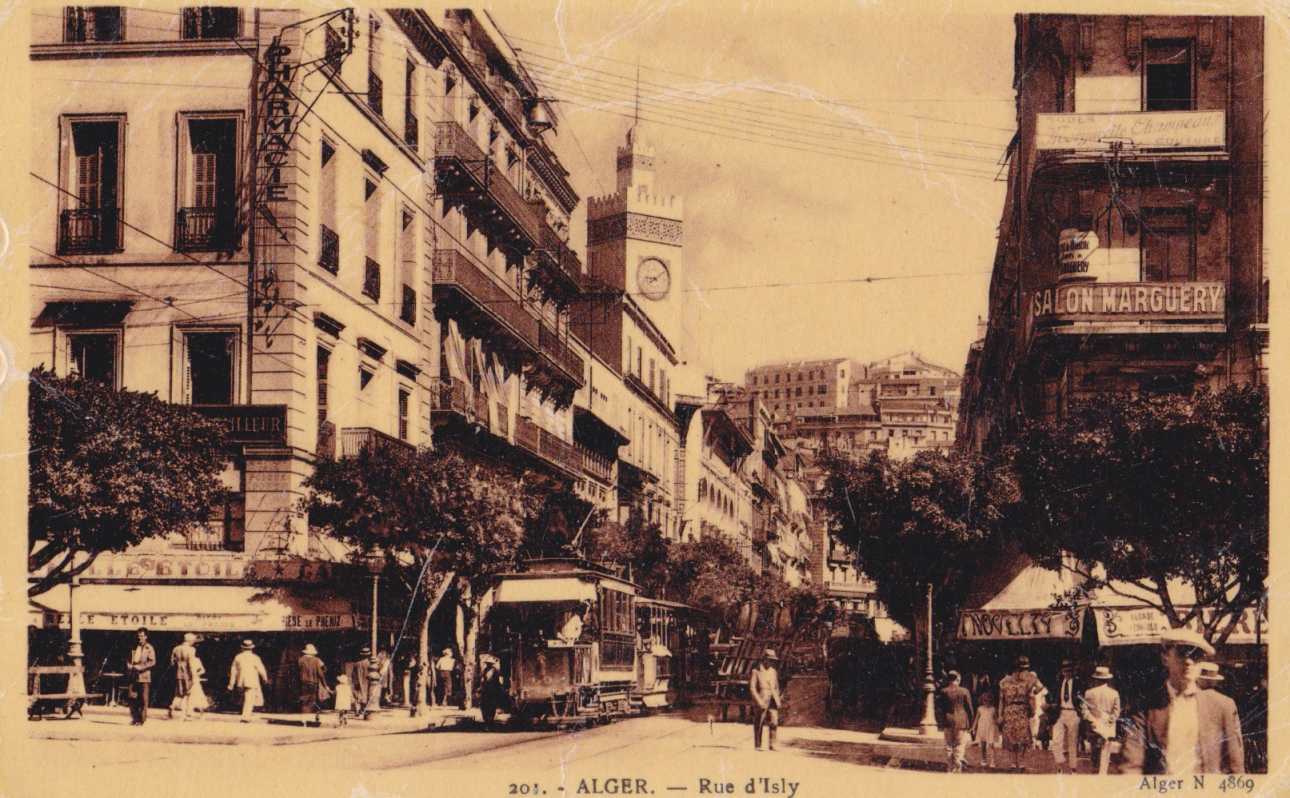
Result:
[68, 331, 120, 387]
[1142, 208, 1195, 282]
[183, 331, 236, 405]
[1144, 40, 1194, 111]
[181, 7, 240, 40]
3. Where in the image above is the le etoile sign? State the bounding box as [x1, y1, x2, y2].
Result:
[1032, 282, 1225, 325]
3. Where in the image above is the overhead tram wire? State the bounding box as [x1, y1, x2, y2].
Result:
[506, 35, 1018, 133]
[522, 72, 1005, 171]
[525, 65, 1007, 167]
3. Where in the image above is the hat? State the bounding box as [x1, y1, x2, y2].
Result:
[360, 646, 371, 656]
[1015, 655, 1030, 670]
[762, 648, 779, 661]
[183, 633, 197, 644]
[443, 647, 452, 655]
[946, 669, 961, 681]
[303, 644, 318, 656]
[1159, 628, 1215, 657]
[1197, 662, 1225, 682]
[1091, 666, 1114, 680]
[1060, 658, 1074, 669]
[241, 640, 255, 650]
[337, 674, 349, 684]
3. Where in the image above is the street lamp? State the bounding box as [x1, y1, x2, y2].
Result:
[918, 582, 938, 735]
[66, 574, 86, 698]
[365, 549, 384, 715]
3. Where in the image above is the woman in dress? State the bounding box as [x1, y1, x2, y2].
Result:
[971, 685, 1002, 768]
[188, 653, 209, 716]
[997, 655, 1041, 771]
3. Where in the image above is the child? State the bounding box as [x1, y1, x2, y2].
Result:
[972, 689, 1002, 768]
[334, 673, 353, 727]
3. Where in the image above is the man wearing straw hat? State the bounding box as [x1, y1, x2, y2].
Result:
[1197, 662, 1245, 774]
[298, 643, 328, 721]
[1080, 666, 1121, 775]
[228, 639, 269, 723]
[1121, 628, 1244, 774]
[749, 649, 782, 751]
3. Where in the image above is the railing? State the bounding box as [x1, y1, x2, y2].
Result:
[515, 415, 541, 453]
[538, 322, 585, 385]
[363, 257, 381, 300]
[65, 7, 123, 42]
[59, 208, 122, 254]
[434, 121, 543, 244]
[432, 377, 469, 415]
[539, 429, 581, 474]
[535, 209, 584, 284]
[400, 284, 417, 325]
[432, 249, 540, 349]
[368, 72, 384, 116]
[339, 426, 415, 458]
[176, 207, 237, 252]
[404, 111, 419, 150]
[319, 224, 340, 273]
[577, 442, 613, 483]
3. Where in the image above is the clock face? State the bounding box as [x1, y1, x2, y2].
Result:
[637, 258, 671, 301]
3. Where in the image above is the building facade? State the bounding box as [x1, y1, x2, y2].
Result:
[959, 13, 1266, 452]
[745, 357, 850, 429]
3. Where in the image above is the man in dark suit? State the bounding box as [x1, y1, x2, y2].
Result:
[297, 643, 327, 721]
[1121, 629, 1245, 775]
[937, 670, 975, 772]
[125, 627, 156, 726]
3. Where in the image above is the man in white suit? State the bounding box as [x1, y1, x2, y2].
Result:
[1080, 666, 1121, 775]
[228, 639, 269, 723]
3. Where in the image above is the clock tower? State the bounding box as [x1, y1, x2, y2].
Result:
[585, 124, 685, 365]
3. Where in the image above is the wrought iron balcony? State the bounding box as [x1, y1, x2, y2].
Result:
[537, 322, 585, 387]
[319, 224, 340, 274]
[431, 377, 493, 430]
[339, 426, 414, 459]
[434, 121, 543, 249]
[176, 207, 237, 252]
[433, 248, 539, 355]
[513, 417, 580, 477]
[59, 208, 122, 254]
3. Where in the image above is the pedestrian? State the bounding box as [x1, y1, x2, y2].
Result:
[972, 686, 1002, 768]
[1197, 662, 1245, 774]
[1080, 666, 1121, 775]
[378, 648, 393, 706]
[345, 647, 371, 716]
[1030, 666, 1050, 749]
[1120, 628, 1244, 775]
[334, 674, 354, 726]
[168, 632, 199, 721]
[227, 639, 269, 723]
[479, 655, 506, 726]
[997, 655, 1043, 771]
[748, 648, 782, 751]
[1050, 659, 1083, 773]
[188, 651, 209, 717]
[125, 627, 156, 726]
[435, 647, 456, 707]
[937, 670, 975, 772]
[298, 643, 328, 723]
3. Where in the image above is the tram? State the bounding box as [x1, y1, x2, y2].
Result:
[485, 559, 696, 725]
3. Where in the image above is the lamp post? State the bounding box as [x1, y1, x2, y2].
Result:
[66, 574, 86, 697]
[918, 582, 938, 735]
[365, 550, 384, 715]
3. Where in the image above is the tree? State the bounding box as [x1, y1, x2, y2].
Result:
[1004, 385, 1268, 645]
[304, 444, 538, 712]
[661, 534, 759, 624]
[582, 510, 672, 596]
[818, 448, 1014, 633]
[28, 367, 229, 597]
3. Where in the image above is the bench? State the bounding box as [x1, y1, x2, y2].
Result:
[28, 665, 103, 720]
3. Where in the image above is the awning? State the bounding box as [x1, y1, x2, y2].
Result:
[958, 556, 1084, 641]
[1092, 603, 1268, 647]
[28, 583, 362, 632]
[493, 577, 597, 604]
[33, 300, 133, 328]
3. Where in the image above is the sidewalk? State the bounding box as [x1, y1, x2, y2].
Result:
[28, 703, 476, 746]
[783, 725, 1068, 773]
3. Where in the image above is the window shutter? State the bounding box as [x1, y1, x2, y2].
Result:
[193, 151, 217, 208]
[77, 146, 102, 208]
[182, 333, 193, 404]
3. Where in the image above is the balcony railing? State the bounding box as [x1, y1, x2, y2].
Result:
[435, 121, 543, 246]
[59, 208, 121, 254]
[176, 207, 237, 252]
[431, 377, 494, 429]
[65, 7, 123, 42]
[433, 249, 539, 351]
[339, 426, 415, 459]
[368, 72, 384, 116]
[577, 442, 613, 483]
[515, 415, 541, 453]
[538, 322, 585, 386]
[319, 224, 340, 274]
[539, 429, 581, 475]
[534, 208, 584, 285]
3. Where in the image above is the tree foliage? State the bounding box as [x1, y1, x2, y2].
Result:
[819, 448, 1015, 630]
[1004, 386, 1268, 644]
[28, 367, 230, 597]
[582, 510, 672, 596]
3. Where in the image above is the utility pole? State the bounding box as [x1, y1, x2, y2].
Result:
[918, 582, 938, 735]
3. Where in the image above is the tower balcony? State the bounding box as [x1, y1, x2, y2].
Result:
[435, 121, 543, 254]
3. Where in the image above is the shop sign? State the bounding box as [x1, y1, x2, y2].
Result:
[194, 405, 288, 445]
[38, 610, 360, 632]
[1032, 282, 1225, 325]
[958, 608, 1084, 641]
[82, 552, 251, 581]
[1094, 604, 1268, 647]
[1058, 229, 1098, 282]
[1036, 110, 1225, 151]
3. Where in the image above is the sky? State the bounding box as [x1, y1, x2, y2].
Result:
[476, 1, 1018, 381]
